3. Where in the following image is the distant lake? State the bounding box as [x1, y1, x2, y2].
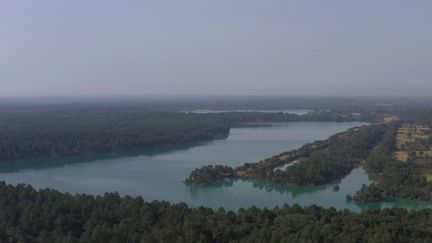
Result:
[0, 121, 430, 212]
[183, 109, 312, 115]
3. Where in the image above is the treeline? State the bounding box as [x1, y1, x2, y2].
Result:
[362, 124, 398, 173]
[356, 165, 432, 202]
[272, 125, 387, 185]
[186, 125, 387, 186]
[2, 182, 432, 243]
[0, 106, 232, 161]
[0, 105, 373, 161]
[355, 122, 432, 202]
[207, 110, 374, 124]
[184, 165, 234, 185]
[4, 96, 432, 112]
[399, 109, 432, 125]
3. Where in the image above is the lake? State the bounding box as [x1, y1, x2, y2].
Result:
[0, 121, 430, 212]
[183, 109, 312, 115]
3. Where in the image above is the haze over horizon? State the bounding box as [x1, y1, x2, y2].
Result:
[1, 0, 432, 97]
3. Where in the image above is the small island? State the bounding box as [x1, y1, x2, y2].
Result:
[184, 165, 234, 185]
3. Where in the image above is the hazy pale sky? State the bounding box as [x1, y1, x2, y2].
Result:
[1, 0, 431, 97]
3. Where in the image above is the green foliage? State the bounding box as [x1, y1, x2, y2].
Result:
[184, 165, 234, 185]
[0, 105, 367, 162]
[187, 125, 388, 186]
[277, 125, 387, 185]
[363, 124, 398, 173]
[1, 182, 432, 242]
[354, 183, 385, 202]
[0, 107, 231, 161]
[356, 123, 432, 202]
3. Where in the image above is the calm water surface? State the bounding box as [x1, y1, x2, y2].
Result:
[184, 109, 312, 115]
[1, 122, 430, 212]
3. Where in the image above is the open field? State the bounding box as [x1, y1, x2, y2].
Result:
[396, 124, 430, 147]
[425, 174, 432, 182]
[394, 123, 431, 162]
[380, 115, 399, 124]
[395, 151, 409, 161]
[422, 151, 432, 157]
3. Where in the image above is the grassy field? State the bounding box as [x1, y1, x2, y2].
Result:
[394, 151, 409, 161]
[392, 123, 432, 182]
[379, 115, 399, 124]
[394, 123, 431, 162]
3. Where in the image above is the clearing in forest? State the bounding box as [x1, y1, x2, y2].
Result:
[394, 123, 431, 162]
[380, 115, 399, 124]
[425, 174, 432, 182]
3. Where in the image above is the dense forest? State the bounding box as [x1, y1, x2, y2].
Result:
[0, 105, 372, 161]
[267, 125, 387, 185]
[0, 108, 230, 161]
[354, 112, 432, 202]
[2, 182, 432, 243]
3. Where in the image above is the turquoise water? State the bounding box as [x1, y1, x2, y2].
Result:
[0, 121, 430, 212]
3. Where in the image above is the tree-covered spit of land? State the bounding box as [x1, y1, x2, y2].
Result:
[185, 124, 387, 186]
[186, 109, 432, 204]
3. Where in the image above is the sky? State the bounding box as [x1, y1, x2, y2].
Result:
[1, 0, 432, 97]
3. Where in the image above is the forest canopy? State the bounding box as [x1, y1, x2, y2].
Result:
[1, 182, 432, 243]
[0, 105, 370, 161]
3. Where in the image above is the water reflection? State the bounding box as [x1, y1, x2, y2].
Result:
[0, 141, 212, 173]
[187, 167, 432, 212]
[251, 180, 341, 196]
[2, 121, 431, 212]
[192, 178, 341, 197]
